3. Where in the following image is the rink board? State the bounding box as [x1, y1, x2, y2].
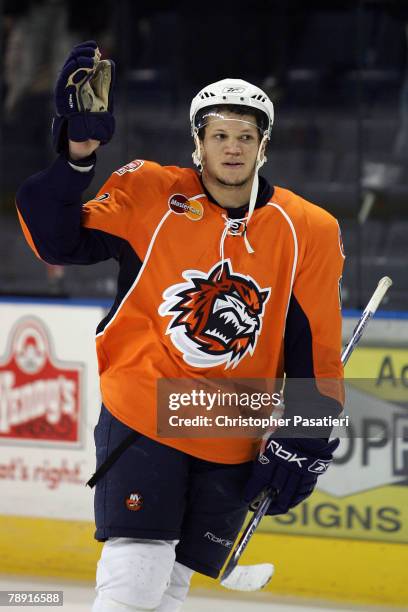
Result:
[1, 300, 408, 607]
[0, 514, 407, 607]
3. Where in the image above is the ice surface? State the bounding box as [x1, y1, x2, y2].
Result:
[0, 576, 399, 612]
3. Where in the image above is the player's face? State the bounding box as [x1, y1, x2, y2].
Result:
[201, 114, 261, 188]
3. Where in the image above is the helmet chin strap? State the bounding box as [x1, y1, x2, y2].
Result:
[247, 131, 269, 223]
[240, 131, 268, 254]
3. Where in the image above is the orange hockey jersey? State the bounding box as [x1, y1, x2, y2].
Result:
[17, 157, 344, 463]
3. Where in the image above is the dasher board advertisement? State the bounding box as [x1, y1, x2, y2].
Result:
[0, 300, 105, 521]
[263, 347, 408, 544]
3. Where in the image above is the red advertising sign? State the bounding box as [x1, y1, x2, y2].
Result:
[0, 317, 84, 445]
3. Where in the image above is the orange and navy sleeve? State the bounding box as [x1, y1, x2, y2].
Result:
[81, 159, 179, 253]
[81, 161, 147, 237]
[283, 202, 345, 427]
[16, 154, 124, 265]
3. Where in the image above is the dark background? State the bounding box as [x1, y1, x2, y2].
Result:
[1, 0, 407, 310]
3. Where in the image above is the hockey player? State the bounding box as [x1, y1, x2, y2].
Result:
[16, 42, 343, 611]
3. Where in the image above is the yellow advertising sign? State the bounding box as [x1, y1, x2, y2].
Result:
[261, 347, 408, 544]
[262, 486, 408, 543]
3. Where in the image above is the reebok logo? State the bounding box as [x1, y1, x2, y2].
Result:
[222, 87, 246, 94]
[308, 459, 332, 474]
[266, 440, 307, 468]
[204, 532, 233, 548]
[259, 454, 270, 465]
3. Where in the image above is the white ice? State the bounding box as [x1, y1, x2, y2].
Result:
[0, 576, 402, 612]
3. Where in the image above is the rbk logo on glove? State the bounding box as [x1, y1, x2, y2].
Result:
[262, 440, 334, 474]
[265, 440, 307, 467]
[244, 436, 339, 516]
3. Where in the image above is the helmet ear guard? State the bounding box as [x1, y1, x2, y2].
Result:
[258, 131, 269, 168]
[192, 129, 203, 170]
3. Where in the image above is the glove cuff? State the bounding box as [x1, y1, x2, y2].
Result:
[52, 112, 115, 153]
[66, 151, 96, 173]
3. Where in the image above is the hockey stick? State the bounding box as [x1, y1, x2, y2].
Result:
[340, 276, 392, 366]
[220, 276, 393, 592]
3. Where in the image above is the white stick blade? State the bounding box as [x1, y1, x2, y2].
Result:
[366, 276, 393, 313]
[220, 563, 274, 592]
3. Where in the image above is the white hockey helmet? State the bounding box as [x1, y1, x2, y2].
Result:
[190, 78, 274, 138]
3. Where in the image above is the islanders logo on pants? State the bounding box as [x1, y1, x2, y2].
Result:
[158, 259, 271, 369]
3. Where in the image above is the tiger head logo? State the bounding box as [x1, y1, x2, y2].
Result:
[158, 260, 271, 369]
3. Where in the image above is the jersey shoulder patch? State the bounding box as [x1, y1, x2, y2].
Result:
[114, 160, 144, 176]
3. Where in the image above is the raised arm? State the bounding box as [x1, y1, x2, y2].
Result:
[16, 41, 119, 265]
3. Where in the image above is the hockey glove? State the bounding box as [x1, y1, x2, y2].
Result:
[52, 40, 115, 152]
[243, 437, 339, 515]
